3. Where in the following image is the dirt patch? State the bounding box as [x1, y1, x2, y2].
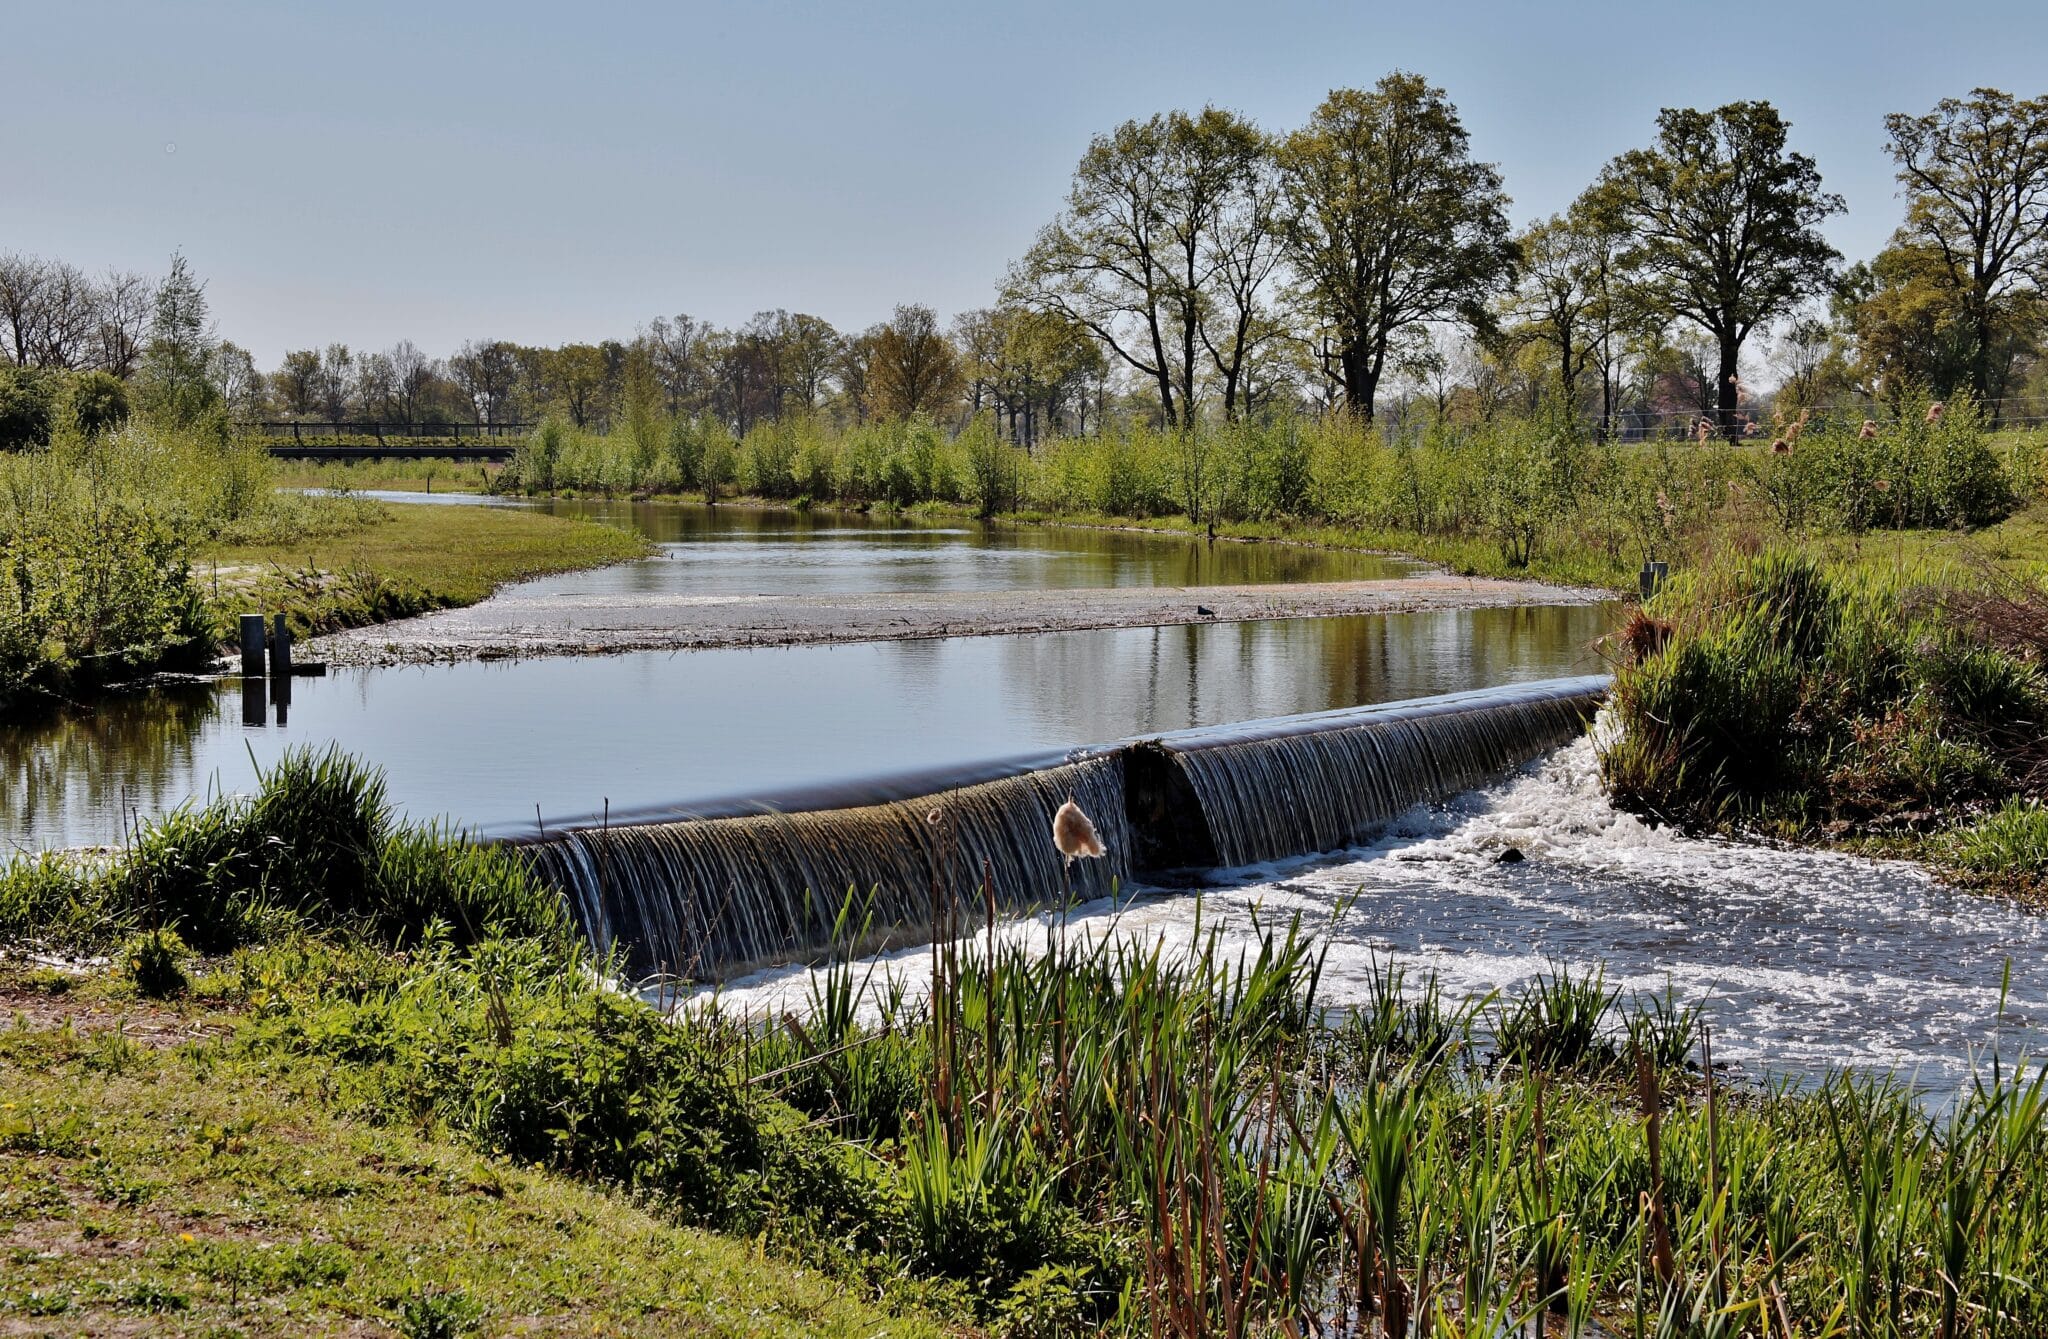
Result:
[0, 983, 223, 1050]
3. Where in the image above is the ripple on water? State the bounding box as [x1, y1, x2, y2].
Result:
[705, 736, 2047, 1092]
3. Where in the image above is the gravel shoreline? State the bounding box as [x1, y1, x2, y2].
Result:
[310, 575, 1614, 667]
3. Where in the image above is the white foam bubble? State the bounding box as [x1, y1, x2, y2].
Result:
[690, 735, 2047, 1090]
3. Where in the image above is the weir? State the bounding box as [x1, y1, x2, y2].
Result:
[512, 675, 1610, 978]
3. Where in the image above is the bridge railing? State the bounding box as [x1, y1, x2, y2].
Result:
[255, 421, 536, 441]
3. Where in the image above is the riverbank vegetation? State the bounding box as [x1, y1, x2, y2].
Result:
[282, 390, 2043, 591]
[7, 751, 2048, 1335]
[1603, 546, 2048, 897]
[0, 414, 644, 711]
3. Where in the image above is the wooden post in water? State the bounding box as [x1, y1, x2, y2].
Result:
[269, 613, 292, 678]
[239, 614, 267, 676]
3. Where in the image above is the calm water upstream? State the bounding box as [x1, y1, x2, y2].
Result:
[2, 605, 1609, 849]
[1, 497, 1600, 847]
[534, 497, 1419, 594]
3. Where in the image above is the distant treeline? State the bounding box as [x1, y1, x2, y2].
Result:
[6, 80, 2046, 446]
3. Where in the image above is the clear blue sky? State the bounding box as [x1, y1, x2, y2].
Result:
[6, 0, 2043, 365]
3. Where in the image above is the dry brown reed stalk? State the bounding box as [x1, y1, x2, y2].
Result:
[1636, 1044, 1676, 1288]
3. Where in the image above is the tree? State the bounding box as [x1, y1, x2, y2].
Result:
[1199, 121, 1286, 420]
[0, 255, 100, 370]
[868, 304, 962, 418]
[1506, 209, 1605, 407]
[66, 369, 130, 439]
[644, 314, 710, 417]
[1274, 73, 1517, 421]
[1010, 107, 1272, 426]
[1593, 101, 1843, 438]
[776, 312, 843, 411]
[317, 344, 354, 420]
[838, 328, 881, 424]
[0, 254, 46, 366]
[386, 340, 436, 424]
[137, 252, 221, 425]
[1882, 88, 2048, 411]
[544, 344, 611, 428]
[211, 342, 265, 421]
[90, 270, 152, 378]
[352, 350, 396, 421]
[274, 349, 322, 417]
[0, 366, 56, 450]
[450, 339, 520, 425]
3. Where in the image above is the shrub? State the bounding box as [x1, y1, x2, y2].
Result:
[0, 365, 57, 451]
[1603, 549, 2045, 833]
[65, 371, 130, 439]
[118, 927, 190, 998]
[6, 746, 566, 953]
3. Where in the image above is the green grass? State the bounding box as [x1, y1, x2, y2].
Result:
[273, 457, 504, 494]
[0, 745, 568, 954]
[1949, 800, 2048, 890]
[201, 499, 650, 640]
[0, 968, 940, 1338]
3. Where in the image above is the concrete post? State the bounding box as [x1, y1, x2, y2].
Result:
[239, 614, 267, 676]
[269, 613, 292, 678]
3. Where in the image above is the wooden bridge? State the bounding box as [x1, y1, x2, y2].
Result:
[258, 421, 532, 462]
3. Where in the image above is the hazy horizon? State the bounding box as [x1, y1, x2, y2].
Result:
[7, 0, 2044, 364]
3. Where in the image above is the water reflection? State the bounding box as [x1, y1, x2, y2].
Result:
[2, 605, 1614, 849]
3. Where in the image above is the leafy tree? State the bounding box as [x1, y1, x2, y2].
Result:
[449, 339, 521, 425]
[1882, 88, 2048, 411]
[0, 365, 56, 450]
[544, 343, 611, 429]
[868, 304, 962, 418]
[1592, 101, 1843, 438]
[1503, 191, 1645, 424]
[1010, 107, 1272, 426]
[66, 369, 130, 438]
[273, 349, 322, 417]
[211, 341, 265, 422]
[1840, 243, 1986, 398]
[137, 252, 222, 426]
[1274, 73, 1517, 421]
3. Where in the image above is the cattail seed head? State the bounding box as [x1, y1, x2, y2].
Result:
[1052, 796, 1106, 862]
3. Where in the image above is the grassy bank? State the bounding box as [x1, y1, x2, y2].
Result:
[0, 424, 646, 709]
[281, 397, 2046, 592]
[202, 499, 648, 641]
[0, 969, 938, 1338]
[8, 750, 2048, 1336]
[273, 457, 504, 495]
[1603, 547, 2048, 899]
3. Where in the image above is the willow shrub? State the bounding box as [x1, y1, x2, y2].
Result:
[0, 422, 383, 707]
[1602, 549, 2045, 833]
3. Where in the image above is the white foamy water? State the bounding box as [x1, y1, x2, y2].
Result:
[697, 737, 2047, 1091]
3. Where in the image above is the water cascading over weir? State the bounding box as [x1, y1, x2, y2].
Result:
[504, 675, 1610, 978]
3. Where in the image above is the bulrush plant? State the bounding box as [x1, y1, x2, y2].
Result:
[733, 872, 2048, 1336]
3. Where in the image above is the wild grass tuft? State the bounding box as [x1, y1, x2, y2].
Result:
[0, 745, 567, 954]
